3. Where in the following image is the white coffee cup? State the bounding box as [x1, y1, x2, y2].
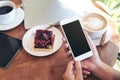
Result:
[0, 1, 15, 25]
[81, 13, 107, 39]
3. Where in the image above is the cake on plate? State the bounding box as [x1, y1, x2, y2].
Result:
[33, 29, 55, 50]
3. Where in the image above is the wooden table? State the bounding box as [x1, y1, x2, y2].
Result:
[0, 0, 119, 80]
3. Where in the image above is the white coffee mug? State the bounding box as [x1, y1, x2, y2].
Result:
[0, 1, 15, 25]
[81, 13, 107, 39]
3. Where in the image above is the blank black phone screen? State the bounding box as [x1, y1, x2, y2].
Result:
[62, 20, 90, 57]
[0, 33, 22, 68]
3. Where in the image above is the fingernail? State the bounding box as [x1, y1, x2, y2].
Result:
[68, 51, 71, 54]
[87, 72, 91, 75]
[67, 51, 71, 56]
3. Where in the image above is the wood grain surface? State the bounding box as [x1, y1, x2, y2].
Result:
[0, 0, 119, 80]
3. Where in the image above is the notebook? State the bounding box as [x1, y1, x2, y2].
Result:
[22, 0, 83, 29]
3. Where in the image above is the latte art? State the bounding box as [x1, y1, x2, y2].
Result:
[81, 13, 107, 39]
[82, 13, 107, 31]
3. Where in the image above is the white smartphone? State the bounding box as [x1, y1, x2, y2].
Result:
[60, 17, 93, 61]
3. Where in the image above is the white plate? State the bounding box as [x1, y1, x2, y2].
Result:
[22, 25, 63, 57]
[92, 25, 112, 46]
[0, 8, 25, 31]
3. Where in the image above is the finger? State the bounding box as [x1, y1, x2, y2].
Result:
[64, 43, 70, 52]
[63, 42, 72, 56]
[82, 70, 91, 75]
[65, 43, 69, 49]
[65, 61, 74, 74]
[63, 61, 74, 80]
[67, 52, 71, 56]
[67, 50, 72, 56]
[62, 37, 67, 43]
[75, 61, 83, 80]
[81, 61, 92, 71]
[64, 43, 69, 54]
[81, 64, 91, 75]
[83, 75, 87, 78]
[81, 63, 88, 70]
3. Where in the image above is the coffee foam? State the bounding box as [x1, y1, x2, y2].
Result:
[82, 13, 106, 31]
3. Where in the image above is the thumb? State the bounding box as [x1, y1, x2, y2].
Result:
[66, 61, 74, 74]
[75, 61, 83, 80]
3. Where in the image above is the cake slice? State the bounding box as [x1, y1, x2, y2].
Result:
[33, 30, 55, 50]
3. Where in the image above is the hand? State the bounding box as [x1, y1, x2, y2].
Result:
[63, 31, 102, 77]
[63, 61, 83, 80]
[63, 32, 120, 80]
[80, 31, 102, 72]
[63, 36, 91, 78]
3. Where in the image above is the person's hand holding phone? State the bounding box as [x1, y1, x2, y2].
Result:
[63, 37, 91, 78]
[60, 17, 93, 61]
[63, 61, 83, 80]
[63, 31, 102, 78]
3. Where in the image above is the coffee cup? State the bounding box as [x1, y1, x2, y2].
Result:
[0, 1, 15, 25]
[81, 13, 107, 39]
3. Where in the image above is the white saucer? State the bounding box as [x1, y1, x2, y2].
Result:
[22, 25, 63, 57]
[0, 8, 25, 31]
[92, 25, 112, 46]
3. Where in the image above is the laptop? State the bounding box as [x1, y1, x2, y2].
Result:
[22, 0, 84, 29]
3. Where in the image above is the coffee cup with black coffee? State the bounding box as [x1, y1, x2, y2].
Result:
[81, 13, 107, 39]
[0, 1, 15, 24]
